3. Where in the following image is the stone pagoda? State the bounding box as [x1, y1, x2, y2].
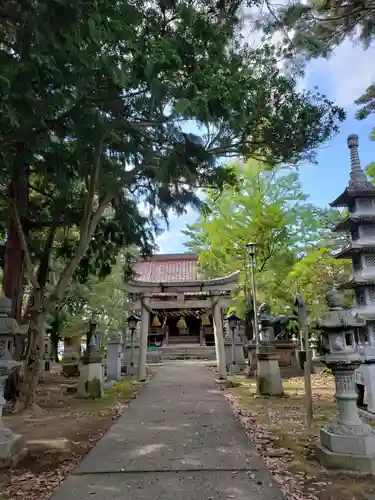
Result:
[330, 134, 375, 411]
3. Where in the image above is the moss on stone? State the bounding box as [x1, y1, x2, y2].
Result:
[85, 377, 103, 399]
[257, 376, 269, 395]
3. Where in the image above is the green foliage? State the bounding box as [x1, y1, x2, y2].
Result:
[355, 84, 375, 121]
[261, 0, 375, 67]
[183, 159, 345, 316]
[0, 0, 345, 319]
[52, 254, 128, 340]
[286, 248, 351, 320]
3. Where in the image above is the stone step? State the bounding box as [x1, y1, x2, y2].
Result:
[161, 345, 216, 361]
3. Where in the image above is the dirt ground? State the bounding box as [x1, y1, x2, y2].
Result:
[0, 366, 147, 500]
[225, 369, 375, 500]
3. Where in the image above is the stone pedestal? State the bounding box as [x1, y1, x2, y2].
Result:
[106, 333, 122, 381]
[147, 348, 162, 364]
[78, 360, 104, 398]
[0, 363, 25, 466]
[256, 344, 284, 396]
[62, 339, 80, 377]
[127, 364, 137, 376]
[228, 363, 241, 375]
[122, 345, 140, 372]
[78, 345, 103, 398]
[317, 362, 375, 474]
[224, 329, 246, 373]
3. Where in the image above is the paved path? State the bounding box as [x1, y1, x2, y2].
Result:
[51, 363, 284, 500]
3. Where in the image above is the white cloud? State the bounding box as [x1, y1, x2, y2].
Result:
[306, 41, 375, 107]
[240, 3, 375, 108]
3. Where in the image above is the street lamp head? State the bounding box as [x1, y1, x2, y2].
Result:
[246, 242, 256, 257]
[127, 313, 140, 330]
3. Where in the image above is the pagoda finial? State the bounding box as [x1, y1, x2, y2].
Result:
[347, 134, 368, 188]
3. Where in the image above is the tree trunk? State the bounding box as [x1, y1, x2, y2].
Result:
[16, 301, 45, 413]
[3, 167, 29, 333]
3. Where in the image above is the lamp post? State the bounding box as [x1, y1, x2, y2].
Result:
[246, 242, 260, 352]
[127, 313, 139, 371]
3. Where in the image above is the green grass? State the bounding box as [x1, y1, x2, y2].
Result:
[73, 377, 141, 411]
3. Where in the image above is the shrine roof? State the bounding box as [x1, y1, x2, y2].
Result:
[338, 277, 375, 290]
[133, 253, 199, 282]
[333, 214, 375, 232]
[334, 242, 375, 259]
[330, 187, 375, 207]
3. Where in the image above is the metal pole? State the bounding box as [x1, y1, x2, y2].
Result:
[250, 254, 260, 351]
[231, 327, 235, 365]
[130, 329, 135, 367]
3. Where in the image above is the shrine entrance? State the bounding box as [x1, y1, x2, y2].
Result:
[125, 253, 240, 380]
[166, 314, 201, 343]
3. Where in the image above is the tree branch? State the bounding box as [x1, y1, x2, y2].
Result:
[45, 141, 106, 309]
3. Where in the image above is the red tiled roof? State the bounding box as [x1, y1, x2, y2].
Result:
[133, 253, 198, 282]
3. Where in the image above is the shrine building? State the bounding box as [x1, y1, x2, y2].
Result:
[126, 253, 239, 380]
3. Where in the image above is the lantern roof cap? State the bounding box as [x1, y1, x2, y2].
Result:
[224, 310, 241, 321]
[316, 289, 366, 330]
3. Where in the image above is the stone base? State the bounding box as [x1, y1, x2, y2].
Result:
[256, 347, 284, 396]
[103, 380, 117, 390]
[315, 443, 375, 475]
[147, 349, 162, 363]
[320, 424, 375, 455]
[224, 341, 246, 371]
[78, 362, 103, 398]
[122, 346, 139, 367]
[311, 360, 325, 374]
[0, 429, 26, 468]
[106, 358, 121, 381]
[228, 363, 241, 375]
[127, 364, 137, 376]
[215, 378, 231, 389]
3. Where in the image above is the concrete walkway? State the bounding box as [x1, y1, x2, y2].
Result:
[51, 363, 284, 500]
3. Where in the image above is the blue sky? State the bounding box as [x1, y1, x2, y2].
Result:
[155, 40, 375, 254]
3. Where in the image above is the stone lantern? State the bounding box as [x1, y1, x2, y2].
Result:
[106, 331, 122, 381]
[78, 315, 103, 399]
[0, 295, 25, 465]
[315, 289, 375, 474]
[255, 302, 284, 396]
[223, 311, 245, 373]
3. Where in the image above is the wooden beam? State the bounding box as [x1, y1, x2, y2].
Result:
[126, 297, 234, 311]
[126, 271, 240, 294]
[149, 299, 212, 309]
